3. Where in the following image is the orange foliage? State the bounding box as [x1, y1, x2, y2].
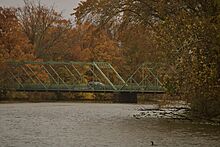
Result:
[45, 22, 124, 67]
[0, 7, 35, 62]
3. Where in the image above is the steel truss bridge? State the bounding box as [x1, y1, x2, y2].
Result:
[0, 61, 165, 93]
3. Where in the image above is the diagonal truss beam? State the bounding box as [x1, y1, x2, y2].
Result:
[88, 67, 102, 82]
[71, 64, 83, 82]
[120, 65, 142, 90]
[108, 63, 126, 84]
[93, 62, 117, 90]
[64, 65, 78, 83]
[120, 63, 163, 90]
[48, 65, 70, 89]
[21, 66, 37, 84]
[9, 71, 24, 88]
[146, 67, 163, 86]
[25, 65, 47, 89]
[42, 65, 59, 85]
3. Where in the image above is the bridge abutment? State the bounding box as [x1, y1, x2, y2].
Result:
[113, 92, 137, 103]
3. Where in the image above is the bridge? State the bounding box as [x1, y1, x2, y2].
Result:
[0, 61, 165, 102]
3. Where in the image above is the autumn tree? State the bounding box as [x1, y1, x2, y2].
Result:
[42, 21, 124, 67]
[0, 7, 36, 99]
[0, 6, 35, 80]
[17, 0, 71, 59]
[0, 7, 35, 62]
[75, 23, 124, 64]
[73, 0, 172, 72]
[73, 0, 220, 118]
[158, 1, 220, 117]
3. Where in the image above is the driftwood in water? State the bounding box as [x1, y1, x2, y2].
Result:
[135, 106, 220, 125]
[135, 106, 192, 120]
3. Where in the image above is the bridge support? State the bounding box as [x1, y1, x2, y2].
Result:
[114, 92, 137, 103]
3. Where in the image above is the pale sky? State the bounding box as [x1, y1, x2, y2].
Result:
[0, 0, 82, 19]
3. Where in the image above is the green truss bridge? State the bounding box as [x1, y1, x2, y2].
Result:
[0, 61, 165, 94]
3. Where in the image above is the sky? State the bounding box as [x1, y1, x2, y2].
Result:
[0, 0, 82, 19]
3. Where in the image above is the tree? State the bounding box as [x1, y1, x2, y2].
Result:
[73, 0, 220, 118]
[160, 7, 220, 117]
[0, 7, 35, 62]
[77, 23, 123, 64]
[17, 0, 71, 59]
[0, 7, 36, 99]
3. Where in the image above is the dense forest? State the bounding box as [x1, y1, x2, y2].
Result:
[0, 0, 220, 119]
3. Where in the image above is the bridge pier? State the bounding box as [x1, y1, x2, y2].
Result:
[113, 92, 137, 103]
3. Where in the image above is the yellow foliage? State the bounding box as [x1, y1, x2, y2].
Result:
[79, 92, 95, 100]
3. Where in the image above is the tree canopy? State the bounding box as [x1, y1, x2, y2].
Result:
[73, 0, 220, 117]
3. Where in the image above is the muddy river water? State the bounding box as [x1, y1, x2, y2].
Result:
[0, 103, 219, 147]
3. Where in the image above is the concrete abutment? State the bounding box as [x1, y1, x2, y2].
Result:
[113, 92, 137, 103]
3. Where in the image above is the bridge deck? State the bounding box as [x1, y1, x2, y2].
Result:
[2, 84, 165, 93]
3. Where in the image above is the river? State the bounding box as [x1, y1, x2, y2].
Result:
[0, 103, 219, 147]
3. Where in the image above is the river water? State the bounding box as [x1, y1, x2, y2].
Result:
[0, 103, 219, 147]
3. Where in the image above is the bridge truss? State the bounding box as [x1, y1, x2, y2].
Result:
[0, 61, 165, 93]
